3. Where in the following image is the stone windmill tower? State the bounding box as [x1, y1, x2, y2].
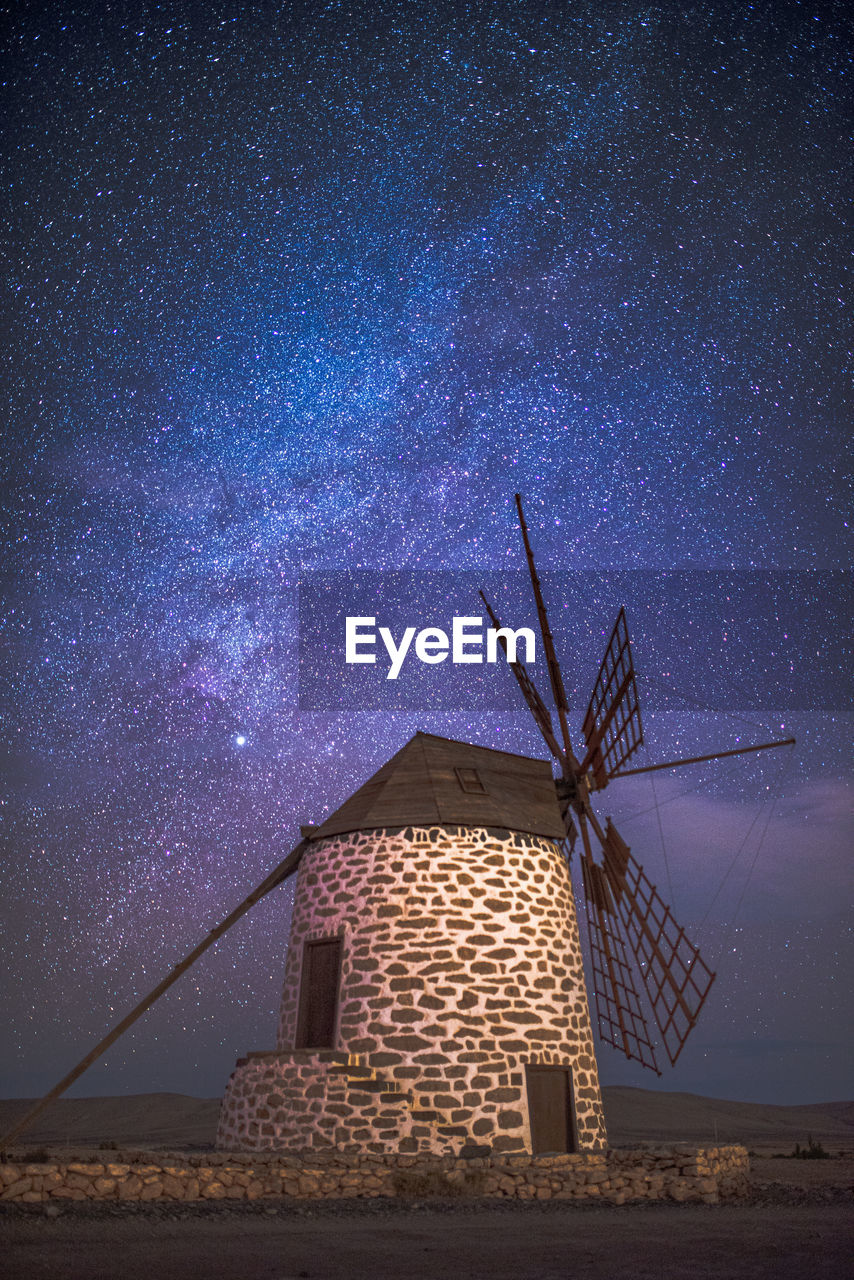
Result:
[0, 496, 793, 1158]
[217, 732, 607, 1155]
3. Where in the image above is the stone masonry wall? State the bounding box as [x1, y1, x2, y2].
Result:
[219, 825, 607, 1154]
[0, 1147, 750, 1205]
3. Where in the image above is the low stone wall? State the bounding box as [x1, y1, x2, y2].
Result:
[0, 1146, 749, 1205]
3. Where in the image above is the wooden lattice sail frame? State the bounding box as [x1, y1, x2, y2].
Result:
[480, 494, 795, 1074]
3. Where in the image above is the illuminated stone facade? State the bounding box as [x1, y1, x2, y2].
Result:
[218, 824, 607, 1154]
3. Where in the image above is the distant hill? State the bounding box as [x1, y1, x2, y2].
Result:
[1, 1088, 851, 1150]
[601, 1087, 854, 1146]
[0, 1094, 220, 1149]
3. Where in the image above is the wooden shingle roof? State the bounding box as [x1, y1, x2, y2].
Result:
[308, 733, 564, 841]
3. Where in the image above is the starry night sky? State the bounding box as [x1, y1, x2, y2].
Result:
[2, 2, 850, 1109]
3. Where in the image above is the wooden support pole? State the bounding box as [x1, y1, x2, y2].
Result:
[0, 839, 309, 1154]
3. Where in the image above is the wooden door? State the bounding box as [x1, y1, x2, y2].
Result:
[295, 938, 342, 1049]
[526, 1066, 577, 1154]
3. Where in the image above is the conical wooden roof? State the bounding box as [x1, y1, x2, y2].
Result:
[308, 732, 564, 841]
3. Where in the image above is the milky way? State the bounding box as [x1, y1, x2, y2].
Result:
[2, 2, 850, 1106]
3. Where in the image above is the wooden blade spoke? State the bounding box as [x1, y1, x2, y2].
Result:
[577, 818, 660, 1073]
[514, 494, 575, 760]
[616, 737, 796, 779]
[581, 607, 643, 785]
[600, 819, 716, 1068]
[556, 789, 579, 853]
[478, 589, 566, 768]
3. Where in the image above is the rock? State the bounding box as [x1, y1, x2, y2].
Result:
[2, 1178, 32, 1198]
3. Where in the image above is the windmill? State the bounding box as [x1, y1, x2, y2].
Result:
[0, 496, 795, 1155]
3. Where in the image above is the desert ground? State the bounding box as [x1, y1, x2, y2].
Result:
[1, 1088, 852, 1280]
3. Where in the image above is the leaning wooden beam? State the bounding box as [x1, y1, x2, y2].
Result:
[0, 839, 310, 1153]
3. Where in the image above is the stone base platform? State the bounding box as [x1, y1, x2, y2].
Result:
[218, 1048, 568, 1156]
[0, 1147, 750, 1204]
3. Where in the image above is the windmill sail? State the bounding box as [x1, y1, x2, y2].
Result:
[598, 819, 715, 1067]
[581, 607, 643, 787]
[578, 821, 660, 1072]
[479, 495, 791, 1075]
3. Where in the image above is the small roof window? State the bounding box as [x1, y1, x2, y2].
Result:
[455, 766, 487, 794]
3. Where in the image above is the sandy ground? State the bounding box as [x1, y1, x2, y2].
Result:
[0, 1203, 851, 1280]
[2, 1155, 852, 1280]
